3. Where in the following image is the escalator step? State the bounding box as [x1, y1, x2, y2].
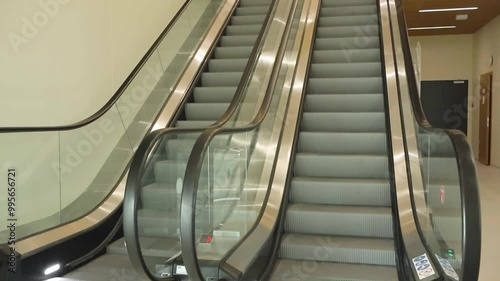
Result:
[320, 5, 377, 17]
[301, 112, 386, 132]
[271, 259, 398, 281]
[185, 103, 230, 120]
[239, 0, 271, 7]
[231, 15, 266, 26]
[319, 15, 378, 27]
[309, 62, 382, 78]
[312, 49, 381, 63]
[314, 36, 380, 50]
[175, 120, 215, 128]
[297, 132, 387, 154]
[307, 77, 383, 94]
[285, 204, 393, 238]
[221, 35, 259, 47]
[226, 24, 263, 35]
[322, 0, 377, 7]
[235, 6, 270, 16]
[201, 72, 243, 86]
[209, 58, 249, 72]
[304, 94, 384, 112]
[193, 87, 237, 103]
[280, 233, 396, 266]
[215, 46, 254, 59]
[317, 25, 379, 38]
[290, 177, 390, 206]
[294, 153, 389, 178]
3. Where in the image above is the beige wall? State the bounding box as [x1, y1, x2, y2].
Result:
[409, 34, 474, 141]
[0, 0, 184, 127]
[472, 15, 500, 167]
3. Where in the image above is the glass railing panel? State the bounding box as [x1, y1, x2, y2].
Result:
[0, 0, 228, 243]
[223, 0, 297, 128]
[392, 9, 464, 281]
[0, 132, 61, 243]
[59, 105, 134, 223]
[419, 129, 463, 273]
[134, 131, 202, 278]
[189, 0, 306, 276]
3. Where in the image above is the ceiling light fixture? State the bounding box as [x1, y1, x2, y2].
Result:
[408, 26, 457, 30]
[419, 7, 478, 13]
[456, 14, 469, 21]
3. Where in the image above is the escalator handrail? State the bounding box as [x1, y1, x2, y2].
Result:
[179, 1, 299, 280]
[394, 0, 482, 279]
[0, 0, 191, 133]
[123, 0, 281, 280]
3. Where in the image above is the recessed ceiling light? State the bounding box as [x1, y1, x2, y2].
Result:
[456, 14, 469, 21]
[408, 26, 457, 31]
[420, 7, 478, 13]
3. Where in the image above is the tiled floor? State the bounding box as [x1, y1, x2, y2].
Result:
[477, 163, 500, 281]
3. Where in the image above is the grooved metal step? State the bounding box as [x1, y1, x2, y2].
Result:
[209, 58, 249, 72]
[314, 36, 380, 50]
[317, 25, 379, 38]
[322, 0, 377, 7]
[297, 132, 387, 154]
[307, 77, 383, 94]
[310, 62, 382, 78]
[312, 49, 381, 63]
[271, 259, 398, 281]
[294, 154, 389, 178]
[215, 46, 254, 59]
[280, 233, 396, 266]
[285, 204, 393, 238]
[290, 177, 391, 206]
[320, 5, 378, 17]
[304, 93, 384, 112]
[319, 15, 379, 27]
[301, 112, 386, 132]
[193, 87, 237, 103]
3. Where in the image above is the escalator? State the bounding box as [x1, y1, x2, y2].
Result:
[0, 0, 279, 280]
[270, 0, 397, 279]
[121, 0, 482, 280]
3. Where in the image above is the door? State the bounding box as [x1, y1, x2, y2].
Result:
[421, 80, 469, 135]
[479, 72, 493, 165]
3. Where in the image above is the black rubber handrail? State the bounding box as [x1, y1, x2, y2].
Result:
[1, 0, 191, 133]
[123, 0, 281, 280]
[394, 0, 482, 280]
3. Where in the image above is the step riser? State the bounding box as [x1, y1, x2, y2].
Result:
[285, 210, 393, 238]
[298, 132, 387, 154]
[315, 37, 380, 50]
[304, 94, 384, 112]
[294, 154, 389, 178]
[291, 179, 391, 206]
[317, 25, 379, 38]
[307, 78, 384, 94]
[319, 15, 379, 27]
[280, 244, 396, 266]
[312, 49, 381, 63]
[301, 113, 386, 133]
[320, 6, 377, 17]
